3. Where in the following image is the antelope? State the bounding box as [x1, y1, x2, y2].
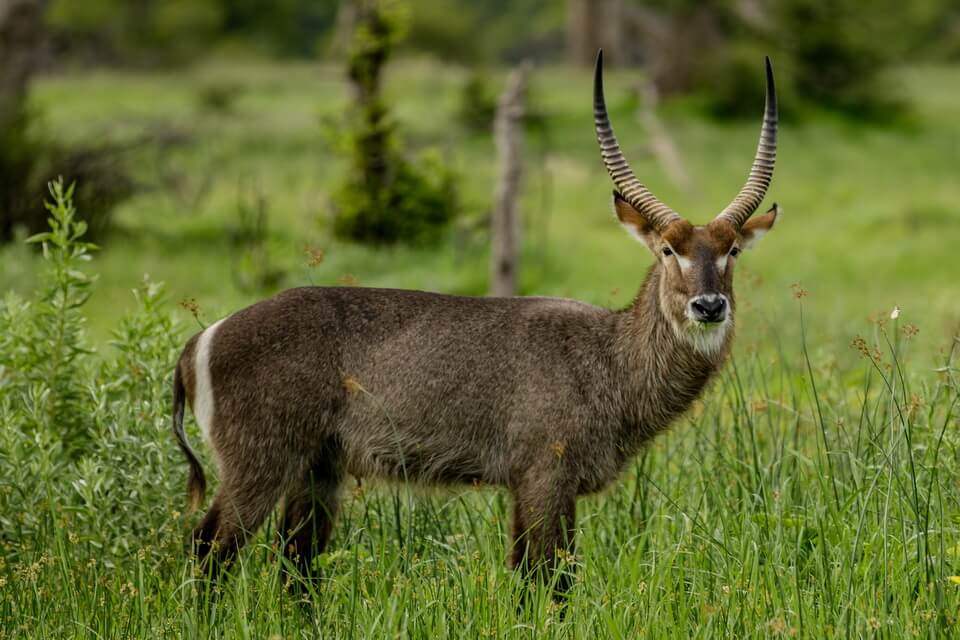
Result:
[172, 51, 779, 593]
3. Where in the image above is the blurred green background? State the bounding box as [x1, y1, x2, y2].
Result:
[2, 0, 959, 356]
[4, 3, 960, 636]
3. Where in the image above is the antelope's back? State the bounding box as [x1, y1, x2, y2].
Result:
[187, 286, 616, 482]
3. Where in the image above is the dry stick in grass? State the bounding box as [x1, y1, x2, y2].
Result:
[490, 62, 530, 297]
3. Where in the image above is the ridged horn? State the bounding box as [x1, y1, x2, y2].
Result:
[593, 50, 681, 233]
[716, 57, 778, 229]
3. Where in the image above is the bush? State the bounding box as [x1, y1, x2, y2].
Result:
[457, 70, 497, 134]
[0, 108, 136, 245]
[332, 148, 457, 245]
[0, 179, 186, 561]
[686, 0, 928, 120]
[0, 106, 38, 242]
[696, 41, 797, 120]
[330, 0, 458, 245]
[773, 0, 907, 119]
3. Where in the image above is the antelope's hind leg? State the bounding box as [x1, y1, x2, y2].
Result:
[192, 450, 292, 578]
[278, 446, 345, 586]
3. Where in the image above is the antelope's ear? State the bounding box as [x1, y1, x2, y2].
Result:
[613, 191, 659, 252]
[740, 203, 779, 250]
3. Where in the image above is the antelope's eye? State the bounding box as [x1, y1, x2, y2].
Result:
[729, 247, 741, 257]
[662, 247, 673, 257]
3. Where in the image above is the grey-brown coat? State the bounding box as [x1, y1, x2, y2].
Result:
[171, 51, 781, 591]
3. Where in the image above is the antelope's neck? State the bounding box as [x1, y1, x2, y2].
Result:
[612, 263, 731, 449]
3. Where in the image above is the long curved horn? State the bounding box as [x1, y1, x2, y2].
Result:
[593, 50, 681, 232]
[716, 57, 778, 229]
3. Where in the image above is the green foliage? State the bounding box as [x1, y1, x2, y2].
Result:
[16, 180, 97, 457]
[331, 0, 457, 245]
[771, 0, 910, 119]
[332, 147, 457, 245]
[0, 106, 39, 242]
[661, 0, 952, 119]
[195, 82, 243, 116]
[457, 69, 497, 133]
[44, 0, 569, 65]
[48, 0, 224, 65]
[228, 185, 286, 292]
[0, 107, 136, 245]
[696, 41, 797, 120]
[2, 190, 959, 633]
[47, 0, 339, 63]
[0, 181, 186, 567]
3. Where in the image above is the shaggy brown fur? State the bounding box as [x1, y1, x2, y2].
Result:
[170, 195, 778, 591]
[171, 52, 780, 592]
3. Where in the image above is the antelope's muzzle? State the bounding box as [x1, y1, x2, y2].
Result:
[689, 294, 727, 324]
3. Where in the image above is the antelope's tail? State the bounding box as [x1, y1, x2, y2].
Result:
[173, 359, 207, 513]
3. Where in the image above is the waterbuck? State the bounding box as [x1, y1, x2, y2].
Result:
[172, 51, 779, 591]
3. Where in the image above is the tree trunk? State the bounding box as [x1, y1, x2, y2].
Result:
[636, 80, 690, 191]
[566, 0, 625, 67]
[0, 0, 47, 241]
[0, 0, 45, 125]
[490, 63, 529, 298]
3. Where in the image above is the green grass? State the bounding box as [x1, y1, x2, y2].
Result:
[4, 58, 959, 351]
[3, 310, 959, 637]
[2, 58, 960, 637]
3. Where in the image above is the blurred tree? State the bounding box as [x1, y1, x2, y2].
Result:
[220, 0, 338, 57]
[632, 0, 734, 94]
[1, 0, 139, 245]
[456, 69, 498, 133]
[34, 0, 960, 70]
[698, 0, 944, 118]
[330, 0, 457, 245]
[0, 0, 47, 241]
[566, 0, 626, 66]
[490, 63, 529, 297]
[47, 0, 339, 64]
[47, 0, 224, 65]
[771, 0, 914, 117]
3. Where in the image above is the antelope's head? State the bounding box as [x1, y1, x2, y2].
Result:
[593, 51, 779, 354]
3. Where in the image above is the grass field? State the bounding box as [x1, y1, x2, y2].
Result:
[4, 58, 960, 351]
[1, 58, 959, 637]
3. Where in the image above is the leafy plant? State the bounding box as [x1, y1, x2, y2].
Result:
[0, 179, 185, 564]
[330, 0, 458, 245]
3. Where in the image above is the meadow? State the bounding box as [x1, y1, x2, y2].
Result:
[0, 58, 958, 637]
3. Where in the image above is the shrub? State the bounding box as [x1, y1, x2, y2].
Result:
[696, 41, 797, 120]
[457, 70, 498, 134]
[332, 147, 457, 245]
[0, 179, 185, 562]
[772, 0, 908, 119]
[0, 108, 137, 245]
[330, 0, 458, 246]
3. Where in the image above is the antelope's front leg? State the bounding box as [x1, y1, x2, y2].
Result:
[509, 470, 578, 598]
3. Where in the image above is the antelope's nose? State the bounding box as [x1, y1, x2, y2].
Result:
[690, 295, 727, 323]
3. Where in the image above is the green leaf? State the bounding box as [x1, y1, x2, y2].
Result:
[25, 232, 51, 244]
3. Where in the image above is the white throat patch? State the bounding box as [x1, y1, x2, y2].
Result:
[682, 318, 731, 356]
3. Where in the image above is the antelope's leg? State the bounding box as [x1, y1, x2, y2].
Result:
[193, 476, 286, 576]
[509, 472, 578, 597]
[279, 452, 345, 581]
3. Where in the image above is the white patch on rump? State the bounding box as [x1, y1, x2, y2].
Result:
[193, 318, 225, 443]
